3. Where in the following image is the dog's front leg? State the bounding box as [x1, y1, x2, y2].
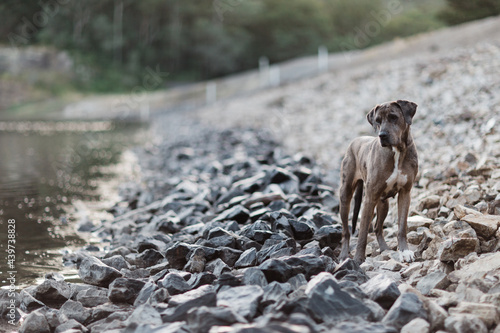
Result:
[397, 189, 414, 262]
[353, 197, 377, 263]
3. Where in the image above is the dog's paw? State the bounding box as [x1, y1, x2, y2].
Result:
[398, 250, 415, 263]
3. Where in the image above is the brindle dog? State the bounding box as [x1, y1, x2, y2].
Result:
[339, 100, 418, 263]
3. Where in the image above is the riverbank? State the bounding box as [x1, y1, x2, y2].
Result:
[9, 107, 500, 332]
[3, 16, 500, 333]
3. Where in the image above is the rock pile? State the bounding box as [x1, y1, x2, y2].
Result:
[7, 123, 499, 333]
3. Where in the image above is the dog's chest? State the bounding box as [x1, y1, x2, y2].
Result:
[383, 147, 408, 197]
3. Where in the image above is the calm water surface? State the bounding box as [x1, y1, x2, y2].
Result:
[0, 120, 147, 287]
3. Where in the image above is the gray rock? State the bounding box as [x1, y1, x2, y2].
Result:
[133, 282, 158, 306]
[183, 247, 206, 273]
[33, 278, 72, 308]
[186, 306, 247, 333]
[108, 278, 146, 304]
[235, 247, 258, 268]
[401, 318, 430, 333]
[439, 238, 480, 262]
[304, 272, 373, 323]
[136, 249, 165, 268]
[444, 314, 488, 333]
[243, 267, 268, 287]
[78, 256, 122, 287]
[314, 225, 342, 248]
[187, 272, 217, 289]
[416, 271, 450, 295]
[164, 242, 192, 270]
[219, 247, 243, 267]
[239, 220, 274, 243]
[217, 285, 264, 320]
[214, 205, 250, 224]
[288, 274, 308, 289]
[161, 285, 217, 322]
[58, 300, 91, 324]
[382, 292, 427, 330]
[262, 281, 292, 305]
[20, 289, 45, 312]
[205, 258, 230, 277]
[289, 218, 315, 240]
[101, 255, 131, 271]
[361, 274, 401, 309]
[127, 303, 162, 327]
[54, 319, 89, 333]
[159, 272, 191, 295]
[20, 309, 51, 333]
[257, 238, 297, 264]
[259, 258, 298, 283]
[76, 287, 109, 307]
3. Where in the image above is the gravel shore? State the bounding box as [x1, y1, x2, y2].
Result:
[3, 18, 500, 333]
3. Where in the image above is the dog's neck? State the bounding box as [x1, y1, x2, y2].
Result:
[399, 125, 414, 151]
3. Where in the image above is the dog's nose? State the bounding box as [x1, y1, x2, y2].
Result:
[379, 131, 389, 140]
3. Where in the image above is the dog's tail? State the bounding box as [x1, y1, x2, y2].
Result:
[352, 180, 363, 234]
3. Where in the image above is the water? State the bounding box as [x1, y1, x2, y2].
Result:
[0, 120, 147, 287]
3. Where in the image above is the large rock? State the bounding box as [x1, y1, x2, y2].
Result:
[78, 256, 122, 287]
[304, 272, 373, 323]
[58, 300, 91, 324]
[444, 314, 488, 333]
[186, 306, 247, 333]
[461, 214, 500, 239]
[234, 248, 258, 268]
[448, 253, 500, 283]
[75, 286, 108, 307]
[33, 279, 71, 308]
[448, 302, 500, 328]
[161, 285, 217, 322]
[439, 237, 479, 262]
[400, 318, 430, 333]
[108, 278, 146, 304]
[382, 292, 427, 330]
[361, 274, 401, 309]
[20, 310, 51, 333]
[159, 272, 191, 295]
[217, 285, 264, 320]
[126, 303, 162, 327]
[415, 271, 450, 295]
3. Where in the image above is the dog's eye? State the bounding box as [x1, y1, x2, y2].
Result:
[389, 115, 398, 122]
[375, 117, 382, 124]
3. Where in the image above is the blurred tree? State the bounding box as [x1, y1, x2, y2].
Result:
[438, 0, 500, 25]
[0, 0, 478, 92]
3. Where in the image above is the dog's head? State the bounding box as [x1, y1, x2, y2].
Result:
[367, 100, 417, 148]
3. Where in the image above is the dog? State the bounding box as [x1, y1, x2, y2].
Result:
[338, 100, 418, 263]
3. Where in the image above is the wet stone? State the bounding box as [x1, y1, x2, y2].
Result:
[78, 256, 122, 287]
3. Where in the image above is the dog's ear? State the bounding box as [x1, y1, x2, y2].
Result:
[366, 105, 380, 127]
[396, 100, 417, 125]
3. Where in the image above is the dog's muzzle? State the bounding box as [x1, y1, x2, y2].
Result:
[378, 131, 391, 147]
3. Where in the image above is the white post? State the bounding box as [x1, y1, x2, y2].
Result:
[206, 82, 217, 104]
[318, 45, 328, 72]
[259, 56, 269, 87]
[269, 66, 280, 87]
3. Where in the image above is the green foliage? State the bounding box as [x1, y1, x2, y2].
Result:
[0, 0, 487, 93]
[438, 0, 500, 25]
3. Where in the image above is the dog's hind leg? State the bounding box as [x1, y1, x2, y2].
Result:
[351, 180, 363, 236]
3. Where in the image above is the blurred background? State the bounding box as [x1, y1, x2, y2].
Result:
[0, 0, 499, 285]
[1, 0, 499, 110]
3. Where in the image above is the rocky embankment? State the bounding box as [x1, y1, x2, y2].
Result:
[3, 24, 500, 333]
[6, 113, 500, 333]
